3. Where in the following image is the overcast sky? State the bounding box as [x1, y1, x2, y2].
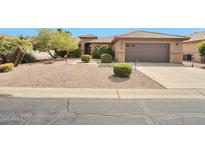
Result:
[0, 28, 204, 37]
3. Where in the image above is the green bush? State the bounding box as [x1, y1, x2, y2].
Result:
[81, 54, 91, 63]
[99, 46, 115, 59]
[0, 63, 14, 73]
[92, 46, 115, 59]
[101, 54, 113, 63]
[113, 63, 132, 77]
[197, 41, 205, 56]
[69, 49, 81, 58]
[55, 50, 67, 58]
[21, 52, 36, 64]
[92, 48, 100, 59]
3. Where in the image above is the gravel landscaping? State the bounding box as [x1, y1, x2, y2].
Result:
[0, 60, 163, 89]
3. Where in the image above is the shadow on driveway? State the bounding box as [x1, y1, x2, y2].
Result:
[130, 62, 186, 67]
[98, 63, 113, 68]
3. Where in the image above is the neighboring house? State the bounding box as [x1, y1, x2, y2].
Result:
[78, 30, 189, 63]
[0, 34, 16, 39]
[183, 32, 205, 63]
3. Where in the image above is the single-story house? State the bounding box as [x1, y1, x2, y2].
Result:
[183, 32, 205, 63]
[78, 30, 189, 63]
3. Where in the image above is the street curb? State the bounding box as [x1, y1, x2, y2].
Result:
[0, 87, 205, 99]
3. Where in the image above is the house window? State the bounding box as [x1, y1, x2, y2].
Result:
[132, 44, 135, 47]
[183, 54, 192, 61]
[126, 44, 130, 47]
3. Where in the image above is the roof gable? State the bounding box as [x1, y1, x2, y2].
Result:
[79, 34, 97, 38]
[88, 36, 115, 44]
[184, 32, 205, 42]
[117, 30, 189, 40]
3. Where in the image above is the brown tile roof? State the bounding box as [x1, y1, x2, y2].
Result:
[0, 34, 16, 39]
[117, 30, 189, 40]
[79, 34, 97, 38]
[88, 36, 116, 44]
[183, 32, 205, 42]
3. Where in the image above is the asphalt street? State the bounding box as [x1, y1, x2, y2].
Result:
[0, 97, 205, 124]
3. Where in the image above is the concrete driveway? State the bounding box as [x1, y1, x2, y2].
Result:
[136, 63, 205, 89]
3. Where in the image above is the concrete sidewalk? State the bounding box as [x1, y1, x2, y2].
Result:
[0, 87, 205, 99]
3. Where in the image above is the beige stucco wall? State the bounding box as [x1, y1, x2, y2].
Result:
[183, 41, 201, 63]
[112, 38, 183, 63]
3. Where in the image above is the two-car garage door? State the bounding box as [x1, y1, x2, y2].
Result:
[125, 43, 169, 62]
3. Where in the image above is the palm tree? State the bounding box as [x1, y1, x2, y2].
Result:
[57, 28, 63, 33]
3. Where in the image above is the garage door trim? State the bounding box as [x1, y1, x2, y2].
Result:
[125, 43, 170, 62]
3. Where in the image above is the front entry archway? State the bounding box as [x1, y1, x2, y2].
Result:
[84, 43, 91, 55]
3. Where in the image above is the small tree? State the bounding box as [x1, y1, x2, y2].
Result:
[13, 37, 33, 66]
[0, 37, 16, 58]
[0, 36, 32, 66]
[197, 41, 205, 56]
[64, 30, 71, 35]
[99, 46, 115, 58]
[52, 31, 77, 52]
[92, 47, 100, 59]
[92, 46, 114, 59]
[33, 29, 78, 59]
[33, 29, 55, 58]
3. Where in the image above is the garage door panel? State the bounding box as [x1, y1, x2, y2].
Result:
[125, 43, 169, 62]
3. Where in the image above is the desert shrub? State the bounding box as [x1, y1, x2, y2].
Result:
[69, 49, 81, 58]
[99, 46, 115, 59]
[55, 50, 67, 57]
[92, 46, 115, 59]
[101, 54, 113, 63]
[113, 63, 132, 77]
[0, 63, 14, 73]
[81, 54, 91, 63]
[92, 47, 100, 59]
[21, 52, 36, 63]
[197, 41, 205, 56]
